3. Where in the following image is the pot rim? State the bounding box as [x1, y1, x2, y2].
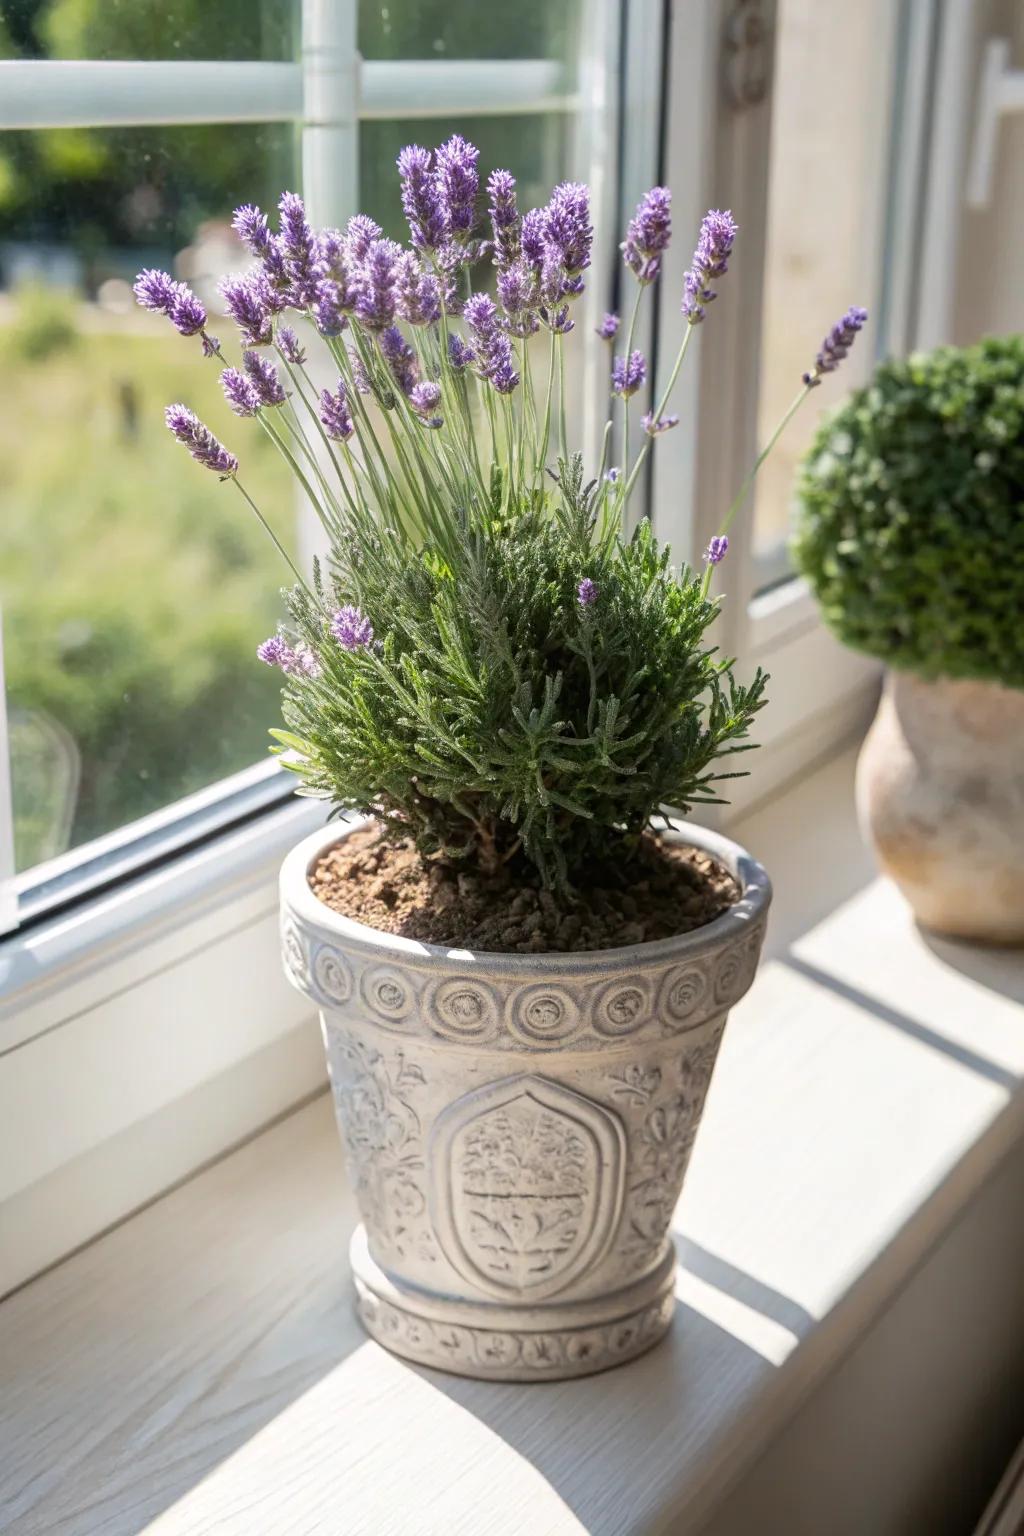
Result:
[281, 815, 771, 971]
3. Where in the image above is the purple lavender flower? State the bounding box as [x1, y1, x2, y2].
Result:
[312, 278, 347, 337]
[133, 268, 178, 315]
[319, 382, 354, 442]
[379, 325, 418, 396]
[496, 262, 538, 337]
[165, 404, 238, 475]
[395, 252, 441, 326]
[243, 350, 286, 408]
[410, 380, 441, 414]
[355, 238, 402, 330]
[232, 204, 272, 256]
[277, 192, 321, 307]
[682, 208, 737, 323]
[596, 312, 620, 341]
[351, 357, 373, 395]
[622, 186, 672, 284]
[435, 134, 479, 239]
[294, 644, 322, 678]
[219, 272, 273, 347]
[221, 366, 261, 417]
[316, 227, 346, 277]
[520, 207, 546, 272]
[133, 268, 207, 337]
[546, 306, 574, 336]
[544, 181, 592, 277]
[604, 467, 620, 484]
[260, 237, 291, 301]
[705, 534, 729, 565]
[277, 326, 306, 366]
[803, 306, 869, 386]
[398, 144, 446, 251]
[641, 411, 679, 435]
[331, 605, 374, 650]
[488, 168, 520, 266]
[345, 214, 383, 265]
[464, 293, 520, 395]
[611, 350, 647, 398]
[577, 577, 597, 608]
[169, 286, 206, 336]
[447, 333, 475, 371]
[257, 635, 295, 669]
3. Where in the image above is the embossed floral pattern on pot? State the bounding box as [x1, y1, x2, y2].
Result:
[282, 819, 770, 1382]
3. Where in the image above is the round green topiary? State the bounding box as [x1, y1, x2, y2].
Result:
[792, 335, 1024, 687]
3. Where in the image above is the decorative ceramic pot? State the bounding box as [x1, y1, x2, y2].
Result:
[857, 672, 1024, 944]
[281, 820, 771, 1381]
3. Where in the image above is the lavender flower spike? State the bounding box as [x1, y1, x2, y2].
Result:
[221, 367, 261, 417]
[682, 208, 737, 323]
[622, 186, 672, 284]
[345, 214, 383, 264]
[243, 350, 286, 407]
[464, 293, 520, 395]
[257, 635, 294, 669]
[611, 350, 647, 398]
[232, 204, 272, 256]
[435, 134, 479, 239]
[133, 268, 178, 315]
[803, 306, 869, 386]
[398, 144, 446, 251]
[319, 382, 354, 442]
[133, 268, 207, 337]
[577, 577, 597, 607]
[219, 273, 272, 347]
[641, 411, 679, 436]
[597, 312, 620, 341]
[544, 181, 592, 277]
[277, 326, 306, 366]
[379, 326, 418, 397]
[488, 168, 520, 266]
[331, 605, 374, 651]
[165, 404, 238, 475]
[355, 238, 402, 330]
[705, 535, 729, 565]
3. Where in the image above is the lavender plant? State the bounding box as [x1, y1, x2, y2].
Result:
[136, 143, 866, 888]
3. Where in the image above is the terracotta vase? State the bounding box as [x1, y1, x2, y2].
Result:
[280, 820, 770, 1382]
[856, 672, 1024, 944]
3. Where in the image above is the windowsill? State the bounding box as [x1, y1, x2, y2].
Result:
[3, 746, 1023, 1534]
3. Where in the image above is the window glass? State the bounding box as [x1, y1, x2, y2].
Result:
[0, 1, 295, 62]
[0, 0, 597, 878]
[751, 0, 892, 588]
[0, 123, 297, 872]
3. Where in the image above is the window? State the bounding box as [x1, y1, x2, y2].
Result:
[0, 0, 615, 925]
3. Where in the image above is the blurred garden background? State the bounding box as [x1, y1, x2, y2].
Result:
[0, 0, 577, 871]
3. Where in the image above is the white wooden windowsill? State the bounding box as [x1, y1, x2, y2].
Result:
[2, 747, 1024, 1535]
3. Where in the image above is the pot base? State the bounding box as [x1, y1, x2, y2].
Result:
[350, 1225, 677, 1382]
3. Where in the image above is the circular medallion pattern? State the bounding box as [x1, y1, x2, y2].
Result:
[281, 922, 308, 984]
[508, 982, 581, 1045]
[593, 979, 650, 1037]
[427, 977, 500, 1042]
[713, 934, 760, 1006]
[656, 964, 708, 1028]
[360, 965, 416, 1024]
[312, 943, 353, 1005]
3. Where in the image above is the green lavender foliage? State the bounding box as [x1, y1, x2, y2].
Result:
[277, 457, 766, 887]
[793, 335, 1024, 687]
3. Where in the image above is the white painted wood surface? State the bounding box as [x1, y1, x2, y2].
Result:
[2, 748, 1023, 1535]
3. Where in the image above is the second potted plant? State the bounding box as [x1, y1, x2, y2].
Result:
[794, 336, 1024, 944]
[137, 141, 865, 1378]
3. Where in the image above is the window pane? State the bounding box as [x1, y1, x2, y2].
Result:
[751, 0, 893, 586]
[0, 1, 296, 62]
[359, 1, 579, 62]
[0, 124, 298, 873]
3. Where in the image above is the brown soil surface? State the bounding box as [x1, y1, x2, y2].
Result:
[308, 825, 740, 953]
